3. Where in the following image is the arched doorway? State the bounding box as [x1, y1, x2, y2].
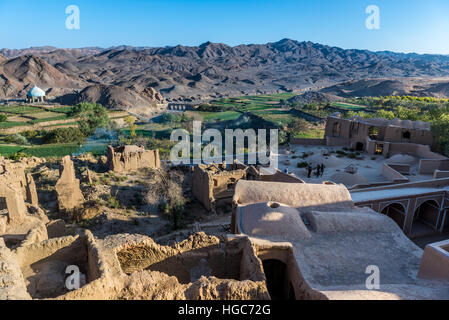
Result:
[355, 142, 364, 151]
[262, 259, 289, 300]
[412, 200, 440, 236]
[381, 203, 406, 230]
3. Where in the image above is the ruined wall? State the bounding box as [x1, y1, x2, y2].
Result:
[324, 114, 434, 149]
[191, 163, 248, 212]
[382, 163, 409, 182]
[253, 241, 326, 300]
[0, 159, 40, 225]
[55, 156, 85, 211]
[0, 238, 31, 300]
[113, 232, 269, 300]
[107, 145, 160, 173]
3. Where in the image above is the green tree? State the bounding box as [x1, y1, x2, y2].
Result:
[125, 115, 137, 138]
[288, 118, 308, 134]
[42, 127, 86, 144]
[70, 103, 109, 136]
[431, 114, 449, 156]
[375, 109, 396, 120]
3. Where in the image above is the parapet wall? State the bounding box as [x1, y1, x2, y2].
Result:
[418, 240, 449, 280]
[382, 163, 409, 183]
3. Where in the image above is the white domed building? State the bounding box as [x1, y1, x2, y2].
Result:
[27, 85, 46, 103]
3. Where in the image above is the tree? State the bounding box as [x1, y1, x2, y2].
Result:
[42, 127, 86, 144]
[144, 168, 187, 230]
[70, 103, 109, 136]
[124, 115, 137, 138]
[431, 114, 449, 156]
[288, 118, 308, 134]
[376, 109, 396, 120]
[0, 114, 7, 122]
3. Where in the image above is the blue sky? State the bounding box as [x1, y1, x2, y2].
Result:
[1, 0, 449, 54]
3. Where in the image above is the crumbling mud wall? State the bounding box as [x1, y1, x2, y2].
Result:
[113, 232, 269, 300]
[55, 156, 85, 211]
[12, 230, 120, 300]
[107, 145, 160, 173]
[0, 157, 51, 251]
[251, 239, 327, 300]
[0, 238, 31, 300]
[191, 163, 257, 212]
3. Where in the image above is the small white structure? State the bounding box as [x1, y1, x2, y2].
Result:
[27, 85, 46, 103]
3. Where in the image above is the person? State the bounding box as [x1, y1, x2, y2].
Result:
[284, 167, 289, 174]
[315, 166, 320, 178]
[307, 164, 312, 178]
[320, 163, 325, 177]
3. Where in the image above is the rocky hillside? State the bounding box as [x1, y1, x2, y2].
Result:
[3, 39, 449, 107]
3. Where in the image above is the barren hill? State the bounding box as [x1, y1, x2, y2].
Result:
[3, 39, 449, 107]
[73, 84, 164, 110]
[319, 78, 449, 98]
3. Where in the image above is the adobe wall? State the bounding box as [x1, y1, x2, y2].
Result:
[434, 170, 449, 179]
[111, 232, 269, 300]
[419, 159, 449, 175]
[55, 156, 85, 211]
[0, 162, 39, 223]
[418, 240, 449, 280]
[382, 163, 409, 182]
[107, 145, 161, 173]
[191, 163, 249, 212]
[251, 240, 327, 300]
[324, 115, 434, 151]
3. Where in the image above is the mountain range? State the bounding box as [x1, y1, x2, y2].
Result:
[2, 39, 449, 112]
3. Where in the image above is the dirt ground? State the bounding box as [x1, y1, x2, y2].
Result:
[277, 144, 434, 187]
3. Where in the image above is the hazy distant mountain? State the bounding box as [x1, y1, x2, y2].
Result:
[2, 39, 449, 110]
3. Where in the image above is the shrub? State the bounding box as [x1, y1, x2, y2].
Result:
[159, 113, 181, 123]
[297, 161, 308, 168]
[0, 114, 7, 122]
[105, 195, 121, 209]
[4, 133, 30, 145]
[42, 127, 86, 144]
[22, 130, 39, 139]
[8, 151, 30, 161]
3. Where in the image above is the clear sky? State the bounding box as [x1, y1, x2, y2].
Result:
[1, 0, 449, 54]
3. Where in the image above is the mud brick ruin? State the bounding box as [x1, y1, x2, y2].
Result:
[1, 113, 449, 300]
[324, 112, 435, 155]
[107, 145, 160, 173]
[55, 156, 85, 211]
[191, 162, 304, 212]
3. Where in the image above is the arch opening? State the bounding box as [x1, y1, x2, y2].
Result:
[412, 200, 440, 237]
[381, 203, 405, 230]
